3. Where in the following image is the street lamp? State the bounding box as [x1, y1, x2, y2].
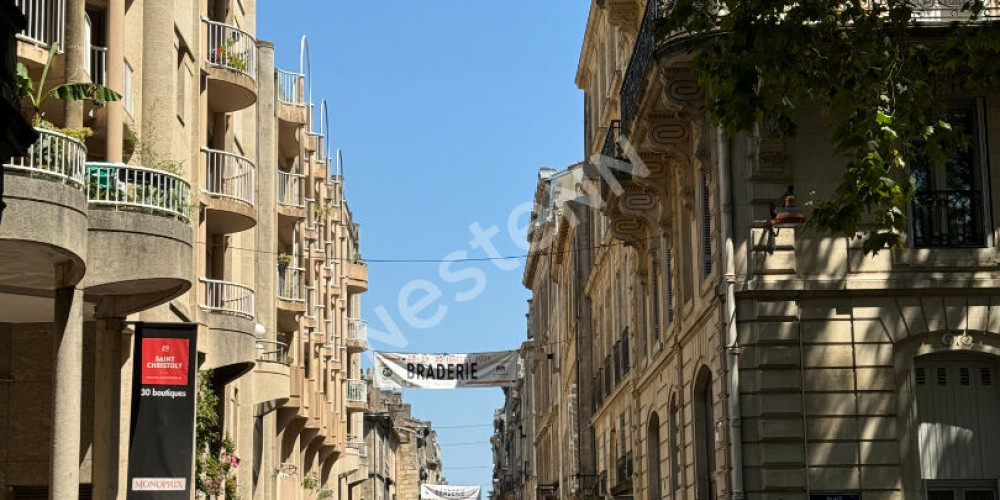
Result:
[767, 185, 807, 254]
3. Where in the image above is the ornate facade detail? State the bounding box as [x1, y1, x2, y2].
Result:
[606, 0, 640, 32]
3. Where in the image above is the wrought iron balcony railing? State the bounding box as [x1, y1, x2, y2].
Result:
[3, 127, 86, 187]
[86, 162, 191, 221]
[200, 278, 255, 320]
[911, 189, 986, 248]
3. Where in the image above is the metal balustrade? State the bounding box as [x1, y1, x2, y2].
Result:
[346, 379, 367, 403]
[3, 127, 86, 187]
[347, 318, 368, 344]
[202, 148, 255, 206]
[278, 170, 305, 207]
[88, 45, 107, 86]
[277, 265, 305, 301]
[912, 189, 986, 248]
[200, 278, 255, 320]
[14, 0, 64, 49]
[86, 162, 191, 221]
[255, 339, 290, 365]
[277, 68, 305, 105]
[203, 18, 257, 79]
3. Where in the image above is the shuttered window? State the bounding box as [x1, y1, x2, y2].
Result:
[701, 170, 712, 277]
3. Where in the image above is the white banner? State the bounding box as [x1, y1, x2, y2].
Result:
[421, 484, 482, 500]
[374, 351, 518, 389]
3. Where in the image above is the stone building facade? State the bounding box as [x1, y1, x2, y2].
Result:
[503, 2, 1000, 500]
[0, 1, 370, 498]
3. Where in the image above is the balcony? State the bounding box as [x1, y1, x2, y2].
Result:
[277, 170, 306, 219]
[200, 278, 255, 320]
[346, 318, 368, 352]
[277, 265, 305, 302]
[254, 339, 291, 409]
[4, 126, 86, 187]
[346, 379, 367, 411]
[277, 68, 308, 124]
[202, 148, 256, 233]
[203, 18, 257, 112]
[199, 278, 256, 371]
[345, 259, 368, 292]
[0, 127, 87, 297]
[83, 163, 194, 314]
[14, 0, 64, 66]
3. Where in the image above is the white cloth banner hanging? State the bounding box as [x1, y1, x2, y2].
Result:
[420, 484, 482, 500]
[374, 351, 518, 389]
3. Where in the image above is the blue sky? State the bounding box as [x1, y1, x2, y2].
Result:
[258, 1, 589, 491]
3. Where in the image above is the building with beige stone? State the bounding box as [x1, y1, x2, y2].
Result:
[353, 380, 448, 500]
[0, 0, 370, 498]
[502, 2, 1000, 500]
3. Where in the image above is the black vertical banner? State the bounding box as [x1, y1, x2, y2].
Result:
[126, 323, 198, 499]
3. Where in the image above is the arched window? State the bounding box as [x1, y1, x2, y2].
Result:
[694, 367, 716, 500]
[647, 412, 662, 500]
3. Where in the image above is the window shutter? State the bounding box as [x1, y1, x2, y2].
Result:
[650, 254, 661, 342]
[664, 238, 674, 325]
[701, 171, 712, 277]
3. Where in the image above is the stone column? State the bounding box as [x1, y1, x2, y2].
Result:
[141, 0, 175, 162]
[92, 316, 124, 500]
[104, 0, 125, 162]
[63, 0, 87, 128]
[50, 287, 84, 500]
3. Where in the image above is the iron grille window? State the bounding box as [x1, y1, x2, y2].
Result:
[701, 170, 712, 277]
[664, 238, 674, 324]
[911, 102, 989, 248]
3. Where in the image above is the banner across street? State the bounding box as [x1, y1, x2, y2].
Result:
[420, 484, 482, 500]
[374, 350, 518, 389]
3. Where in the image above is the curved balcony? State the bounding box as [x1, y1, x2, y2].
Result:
[254, 339, 291, 410]
[199, 278, 256, 373]
[346, 379, 367, 412]
[202, 148, 256, 234]
[346, 318, 368, 352]
[0, 127, 87, 302]
[277, 170, 306, 219]
[277, 68, 308, 124]
[345, 259, 368, 293]
[277, 264, 306, 331]
[83, 163, 193, 314]
[203, 18, 257, 112]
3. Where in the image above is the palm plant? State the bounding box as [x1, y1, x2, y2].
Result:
[15, 43, 121, 126]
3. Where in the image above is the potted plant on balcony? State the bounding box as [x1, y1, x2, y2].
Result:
[212, 36, 248, 73]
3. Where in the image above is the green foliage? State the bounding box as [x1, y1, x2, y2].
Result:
[195, 370, 240, 499]
[213, 37, 249, 73]
[302, 471, 320, 491]
[15, 43, 121, 126]
[657, 0, 1000, 253]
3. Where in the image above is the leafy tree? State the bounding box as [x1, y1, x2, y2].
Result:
[657, 0, 1000, 252]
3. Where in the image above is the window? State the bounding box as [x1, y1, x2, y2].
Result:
[650, 252, 661, 344]
[694, 368, 716, 500]
[639, 283, 648, 359]
[701, 170, 713, 277]
[123, 60, 134, 115]
[911, 101, 990, 248]
[664, 237, 674, 325]
[669, 395, 680, 494]
[647, 413, 662, 500]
